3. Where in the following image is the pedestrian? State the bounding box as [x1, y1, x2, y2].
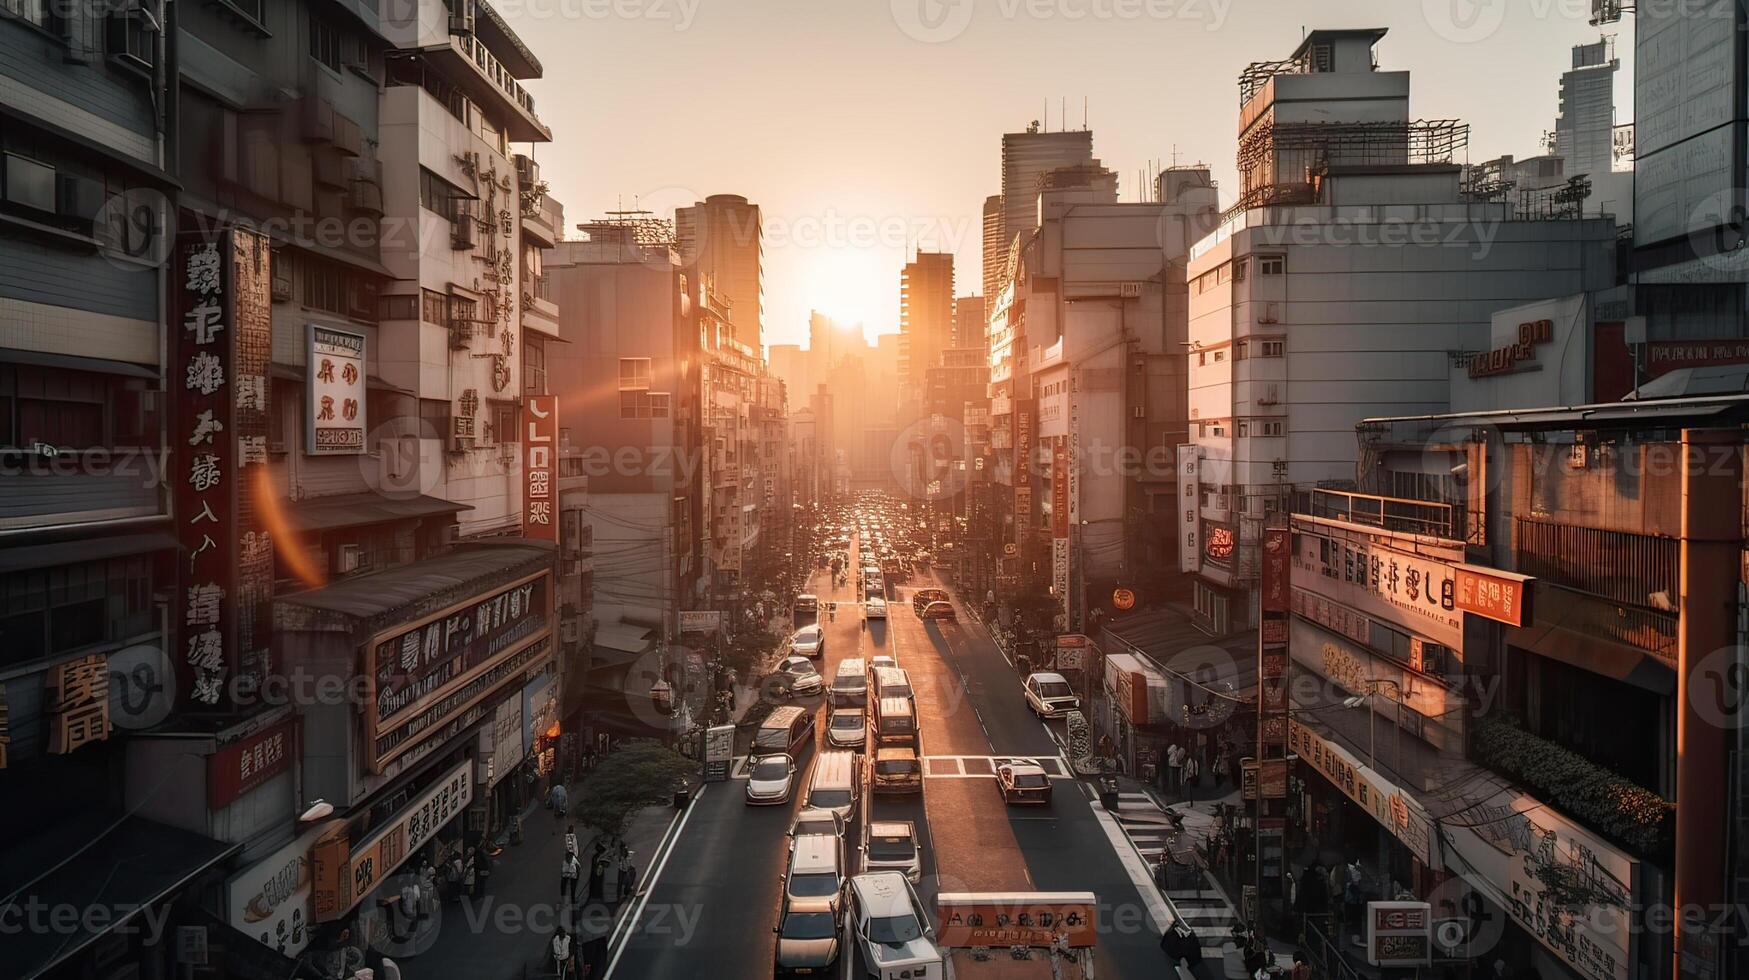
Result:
[560, 850, 581, 902]
[1290, 950, 1312, 980]
[462, 851, 478, 899]
[1212, 750, 1230, 787]
[1166, 742, 1186, 792]
[588, 855, 607, 901]
[445, 853, 463, 902]
[550, 782, 568, 821]
[1183, 753, 1201, 794]
[619, 850, 638, 899]
[475, 848, 493, 897]
[564, 823, 579, 858]
[418, 861, 437, 919]
[551, 926, 575, 980]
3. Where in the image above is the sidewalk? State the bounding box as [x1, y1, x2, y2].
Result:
[398, 788, 681, 980]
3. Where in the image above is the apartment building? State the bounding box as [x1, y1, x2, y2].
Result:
[1183, 28, 1616, 635]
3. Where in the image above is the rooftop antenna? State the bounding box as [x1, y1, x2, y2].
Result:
[1060, 96, 1066, 133]
[1043, 98, 1049, 132]
[1083, 96, 1088, 131]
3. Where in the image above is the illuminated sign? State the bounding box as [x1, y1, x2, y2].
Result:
[523, 395, 557, 539]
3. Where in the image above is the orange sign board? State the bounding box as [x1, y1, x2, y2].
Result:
[1454, 567, 1531, 627]
[1112, 587, 1136, 610]
[936, 896, 1097, 948]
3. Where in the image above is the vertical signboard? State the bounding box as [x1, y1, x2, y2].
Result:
[523, 395, 557, 540]
[1255, 526, 1291, 898]
[1176, 444, 1200, 573]
[175, 229, 274, 710]
[1014, 398, 1035, 541]
[1051, 438, 1070, 631]
[306, 325, 366, 455]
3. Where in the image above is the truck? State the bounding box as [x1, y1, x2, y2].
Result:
[935, 892, 1097, 980]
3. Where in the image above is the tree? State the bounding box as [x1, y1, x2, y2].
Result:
[571, 740, 695, 839]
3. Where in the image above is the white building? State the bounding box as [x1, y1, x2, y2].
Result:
[1183, 28, 1617, 633]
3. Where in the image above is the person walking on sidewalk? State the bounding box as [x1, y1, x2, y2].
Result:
[1165, 742, 1186, 793]
[1182, 754, 1201, 796]
[560, 850, 582, 902]
[549, 782, 569, 826]
[461, 851, 478, 899]
[550, 927, 576, 980]
[564, 823, 578, 858]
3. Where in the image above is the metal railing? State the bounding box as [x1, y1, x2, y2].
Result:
[454, 33, 539, 119]
[1304, 487, 1461, 541]
[1513, 518, 1677, 608]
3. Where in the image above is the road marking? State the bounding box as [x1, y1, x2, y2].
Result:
[601, 783, 706, 980]
[1088, 790, 1175, 934]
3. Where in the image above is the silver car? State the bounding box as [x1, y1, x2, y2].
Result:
[862, 820, 921, 883]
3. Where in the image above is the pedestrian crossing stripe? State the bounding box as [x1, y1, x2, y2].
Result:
[725, 755, 1074, 779]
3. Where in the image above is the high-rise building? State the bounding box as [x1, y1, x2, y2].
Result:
[982, 194, 1005, 305]
[1000, 129, 1094, 269]
[952, 296, 986, 351]
[899, 251, 955, 419]
[1555, 39, 1619, 179]
[677, 194, 765, 346]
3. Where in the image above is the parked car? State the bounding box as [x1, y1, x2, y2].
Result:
[1023, 671, 1080, 718]
[773, 907, 841, 979]
[865, 596, 887, 619]
[746, 753, 798, 806]
[848, 872, 941, 980]
[919, 600, 956, 621]
[995, 759, 1052, 804]
[793, 593, 819, 616]
[789, 624, 825, 659]
[862, 821, 922, 883]
[872, 748, 923, 795]
[776, 655, 824, 697]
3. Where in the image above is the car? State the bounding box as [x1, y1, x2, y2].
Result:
[789, 807, 846, 844]
[868, 654, 898, 672]
[794, 594, 819, 616]
[773, 907, 841, 978]
[776, 655, 825, 697]
[789, 624, 826, 659]
[848, 872, 941, 980]
[865, 596, 887, 619]
[862, 821, 922, 883]
[746, 753, 798, 805]
[919, 600, 956, 621]
[784, 833, 847, 914]
[1023, 671, 1081, 718]
[871, 747, 923, 795]
[910, 588, 948, 615]
[995, 759, 1053, 804]
[827, 708, 867, 750]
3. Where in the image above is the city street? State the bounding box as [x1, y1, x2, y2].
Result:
[602, 529, 1173, 980]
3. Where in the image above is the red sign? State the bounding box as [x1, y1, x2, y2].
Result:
[1205, 523, 1236, 563]
[1468, 318, 1553, 378]
[1113, 587, 1136, 610]
[523, 395, 558, 540]
[937, 896, 1097, 949]
[1260, 527, 1290, 612]
[1454, 567, 1530, 627]
[209, 720, 296, 809]
[174, 229, 274, 711]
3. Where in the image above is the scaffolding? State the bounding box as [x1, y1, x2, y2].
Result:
[1237, 56, 1308, 108]
[1232, 119, 1470, 212]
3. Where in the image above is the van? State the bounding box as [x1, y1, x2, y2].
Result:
[869, 666, 913, 704]
[871, 748, 923, 795]
[872, 696, 917, 747]
[831, 658, 867, 706]
[755, 704, 816, 758]
[804, 750, 860, 820]
[793, 593, 819, 616]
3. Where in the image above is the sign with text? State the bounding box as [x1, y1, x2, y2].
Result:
[366, 571, 552, 772]
[1454, 566, 1532, 627]
[1292, 516, 1466, 649]
[1367, 902, 1432, 967]
[226, 824, 326, 958]
[679, 610, 723, 634]
[316, 760, 473, 921]
[1289, 720, 1436, 865]
[522, 395, 557, 539]
[704, 724, 735, 781]
[1256, 526, 1291, 809]
[936, 895, 1097, 949]
[209, 719, 296, 810]
[306, 324, 366, 455]
[175, 230, 274, 711]
[1177, 444, 1200, 573]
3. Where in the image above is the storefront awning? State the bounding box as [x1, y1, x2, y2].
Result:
[284, 490, 472, 534]
[0, 528, 178, 575]
[276, 540, 554, 623]
[0, 813, 240, 979]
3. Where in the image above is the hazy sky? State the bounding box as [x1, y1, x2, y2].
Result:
[505, 0, 1632, 349]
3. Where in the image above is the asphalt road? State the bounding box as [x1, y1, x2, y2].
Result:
[603, 527, 1175, 980]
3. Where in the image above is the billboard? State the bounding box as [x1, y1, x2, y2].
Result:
[523, 395, 557, 540]
[306, 325, 366, 455]
[1633, 3, 1745, 252]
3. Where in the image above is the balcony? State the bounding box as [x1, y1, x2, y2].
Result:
[522, 276, 560, 338]
[1302, 488, 1467, 543]
[522, 192, 561, 248]
[1510, 518, 1678, 672]
[430, 33, 552, 142]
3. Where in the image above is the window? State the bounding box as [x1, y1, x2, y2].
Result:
[620, 391, 670, 419]
[380, 294, 419, 321]
[649, 392, 671, 418]
[418, 168, 467, 220]
[449, 295, 478, 326]
[309, 13, 342, 71]
[1233, 258, 1247, 282]
[0, 0, 52, 30]
[303, 262, 343, 314]
[3, 153, 56, 213]
[490, 401, 518, 443]
[1261, 340, 1285, 357]
[1212, 349, 1225, 363]
[421, 288, 448, 324]
[1237, 421, 1249, 438]
[1261, 420, 1284, 437]
[1235, 341, 1248, 360]
[1197, 351, 1206, 366]
[619, 357, 652, 390]
[419, 397, 451, 440]
[1259, 256, 1285, 276]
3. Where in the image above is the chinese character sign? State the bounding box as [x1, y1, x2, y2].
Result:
[175, 230, 274, 711]
[307, 325, 366, 455]
[523, 395, 557, 541]
[48, 654, 110, 755]
[1177, 444, 1200, 573]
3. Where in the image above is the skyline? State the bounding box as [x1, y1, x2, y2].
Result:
[512, 0, 1634, 349]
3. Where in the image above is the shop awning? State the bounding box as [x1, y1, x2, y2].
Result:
[276, 540, 554, 622]
[0, 348, 159, 378]
[0, 813, 240, 979]
[284, 490, 472, 534]
[589, 622, 655, 669]
[0, 528, 178, 575]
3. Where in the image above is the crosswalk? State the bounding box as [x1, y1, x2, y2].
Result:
[1107, 791, 1241, 949]
[727, 754, 1071, 779]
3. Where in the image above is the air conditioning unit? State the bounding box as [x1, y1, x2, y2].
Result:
[515, 154, 540, 187]
[105, 3, 157, 73]
[1119, 282, 1142, 298]
[335, 543, 364, 574]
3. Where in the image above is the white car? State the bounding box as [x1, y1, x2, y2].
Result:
[1023, 671, 1081, 718]
[868, 654, 898, 672]
[789, 807, 846, 844]
[865, 596, 887, 619]
[827, 709, 867, 750]
[789, 624, 826, 659]
[862, 821, 921, 883]
[776, 655, 825, 697]
[849, 872, 942, 980]
[746, 753, 798, 806]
